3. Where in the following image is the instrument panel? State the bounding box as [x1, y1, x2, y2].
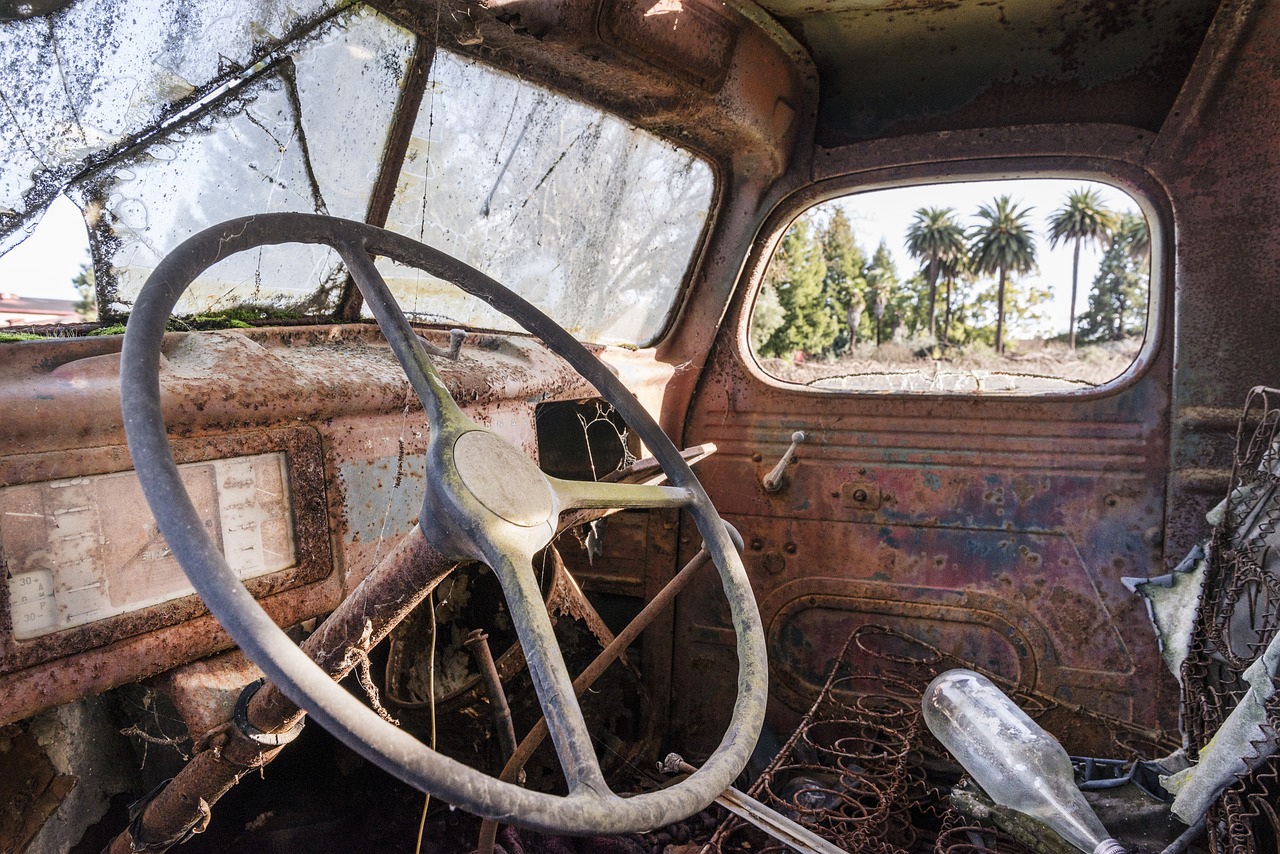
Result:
[3, 453, 296, 640]
[0, 427, 335, 724]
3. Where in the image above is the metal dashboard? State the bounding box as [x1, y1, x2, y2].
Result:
[0, 323, 642, 725]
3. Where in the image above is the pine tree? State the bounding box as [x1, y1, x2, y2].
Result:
[759, 218, 837, 358]
[750, 283, 785, 353]
[72, 262, 97, 322]
[820, 208, 868, 351]
[1078, 213, 1148, 344]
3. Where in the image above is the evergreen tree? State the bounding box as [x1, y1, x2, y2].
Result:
[750, 283, 785, 353]
[821, 208, 868, 350]
[865, 240, 897, 346]
[758, 217, 837, 358]
[886, 271, 932, 340]
[72, 262, 97, 322]
[1078, 213, 1149, 344]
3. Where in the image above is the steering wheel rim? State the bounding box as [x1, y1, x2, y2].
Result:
[120, 212, 767, 835]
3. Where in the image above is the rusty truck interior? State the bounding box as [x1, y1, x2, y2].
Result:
[2, 0, 1279, 852]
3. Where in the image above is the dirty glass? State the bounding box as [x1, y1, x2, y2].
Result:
[67, 7, 413, 315]
[0, 0, 344, 256]
[749, 179, 1154, 395]
[375, 50, 715, 347]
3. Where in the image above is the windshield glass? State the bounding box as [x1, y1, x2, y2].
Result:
[0, 4, 715, 346]
[374, 50, 715, 346]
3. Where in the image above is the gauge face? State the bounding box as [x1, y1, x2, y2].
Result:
[2, 453, 296, 640]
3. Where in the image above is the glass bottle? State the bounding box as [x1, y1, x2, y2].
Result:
[922, 669, 1126, 854]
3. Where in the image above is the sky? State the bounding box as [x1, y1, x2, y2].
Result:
[0, 179, 1145, 334]
[0, 195, 90, 301]
[827, 177, 1145, 338]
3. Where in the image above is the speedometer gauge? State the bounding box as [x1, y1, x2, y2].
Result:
[2, 453, 296, 640]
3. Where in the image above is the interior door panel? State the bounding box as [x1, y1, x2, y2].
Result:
[676, 330, 1179, 756]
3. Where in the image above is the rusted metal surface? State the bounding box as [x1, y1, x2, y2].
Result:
[0, 324, 594, 458]
[147, 651, 263, 739]
[678, 117, 1181, 756]
[0, 578, 340, 729]
[0, 427, 331, 678]
[0, 724, 78, 852]
[367, 0, 808, 182]
[105, 527, 457, 854]
[675, 361, 1179, 749]
[0, 320, 602, 725]
[759, 0, 1218, 144]
[1152, 0, 1280, 569]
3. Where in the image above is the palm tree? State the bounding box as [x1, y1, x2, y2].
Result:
[1047, 188, 1117, 349]
[937, 251, 968, 345]
[970, 196, 1037, 354]
[905, 207, 967, 339]
[1116, 211, 1150, 265]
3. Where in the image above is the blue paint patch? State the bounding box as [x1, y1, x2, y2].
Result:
[963, 538, 996, 557]
[338, 453, 427, 544]
[923, 472, 941, 491]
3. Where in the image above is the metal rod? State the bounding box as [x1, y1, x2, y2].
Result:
[106, 528, 456, 854]
[464, 629, 519, 762]
[663, 754, 847, 854]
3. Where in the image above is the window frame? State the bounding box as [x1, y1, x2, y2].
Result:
[739, 148, 1171, 402]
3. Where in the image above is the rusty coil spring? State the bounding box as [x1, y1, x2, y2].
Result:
[705, 622, 1170, 852]
[932, 824, 1029, 854]
[1181, 387, 1280, 854]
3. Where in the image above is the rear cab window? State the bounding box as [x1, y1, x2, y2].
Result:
[749, 178, 1155, 394]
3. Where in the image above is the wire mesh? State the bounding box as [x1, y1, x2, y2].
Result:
[702, 623, 1179, 853]
[1181, 386, 1280, 854]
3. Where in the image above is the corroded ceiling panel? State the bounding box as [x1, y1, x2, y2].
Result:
[757, 0, 1219, 142]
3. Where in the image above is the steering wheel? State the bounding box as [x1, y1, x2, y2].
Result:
[119, 213, 766, 835]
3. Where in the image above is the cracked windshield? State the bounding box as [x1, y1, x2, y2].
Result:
[750, 179, 1152, 394]
[0, 6, 712, 347]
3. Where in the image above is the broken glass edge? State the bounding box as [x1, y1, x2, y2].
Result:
[59, 5, 410, 319]
[0, 0, 360, 261]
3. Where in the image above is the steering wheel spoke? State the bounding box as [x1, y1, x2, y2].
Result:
[550, 478, 694, 512]
[485, 546, 611, 796]
[337, 240, 472, 437]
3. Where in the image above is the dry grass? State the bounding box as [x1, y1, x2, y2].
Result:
[759, 338, 1144, 393]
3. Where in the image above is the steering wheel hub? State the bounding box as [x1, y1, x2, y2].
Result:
[454, 430, 555, 527]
